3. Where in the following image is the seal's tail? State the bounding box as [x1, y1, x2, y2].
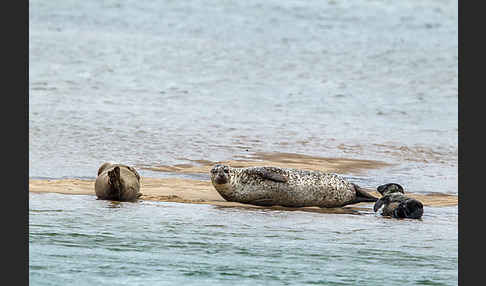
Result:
[349, 184, 378, 204]
[107, 166, 122, 200]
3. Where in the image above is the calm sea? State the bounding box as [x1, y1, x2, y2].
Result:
[29, 0, 458, 285]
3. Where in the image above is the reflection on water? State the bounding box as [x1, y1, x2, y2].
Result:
[29, 193, 458, 286]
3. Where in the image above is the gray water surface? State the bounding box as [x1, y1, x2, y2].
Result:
[29, 0, 457, 193]
[30, 193, 458, 286]
[29, 0, 458, 284]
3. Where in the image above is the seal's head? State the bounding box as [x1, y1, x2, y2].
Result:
[210, 164, 231, 185]
[377, 183, 404, 196]
[393, 198, 424, 219]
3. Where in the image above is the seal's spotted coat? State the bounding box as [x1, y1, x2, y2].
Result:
[210, 164, 376, 208]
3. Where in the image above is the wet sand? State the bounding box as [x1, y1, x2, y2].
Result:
[29, 154, 457, 215]
[135, 152, 392, 175]
[29, 177, 458, 214]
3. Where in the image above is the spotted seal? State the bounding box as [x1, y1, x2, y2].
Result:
[209, 164, 378, 208]
[94, 162, 142, 202]
[373, 183, 423, 219]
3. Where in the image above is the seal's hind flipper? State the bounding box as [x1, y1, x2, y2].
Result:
[354, 184, 378, 200]
[107, 166, 122, 200]
[347, 184, 378, 205]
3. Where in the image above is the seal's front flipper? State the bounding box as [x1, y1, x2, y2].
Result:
[260, 170, 288, 183]
[374, 198, 385, 212]
[245, 167, 288, 183]
[253, 168, 288, 183]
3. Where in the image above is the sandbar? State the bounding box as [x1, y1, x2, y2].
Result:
[29, 153, 457, 215]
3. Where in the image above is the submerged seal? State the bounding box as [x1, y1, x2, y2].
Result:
[373, 183, 423, 219]
[209, 164, 378, 208]
[94, 162, 142, 202]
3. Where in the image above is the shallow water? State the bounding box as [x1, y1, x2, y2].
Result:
[30, 193, 457, 286]
[29, 0, 458, 284]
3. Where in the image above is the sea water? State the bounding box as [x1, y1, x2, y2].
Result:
[29, 0, 458, 284]
[29, 193, 457, 285]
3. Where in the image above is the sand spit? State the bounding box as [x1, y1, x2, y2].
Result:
[29, 177, 457, 213]
[30, 154, 456, 214]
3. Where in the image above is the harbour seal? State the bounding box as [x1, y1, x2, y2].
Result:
[373, 183, 423, 219]
[94, 162, 142, 202]
[209, 164, 378, 208]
